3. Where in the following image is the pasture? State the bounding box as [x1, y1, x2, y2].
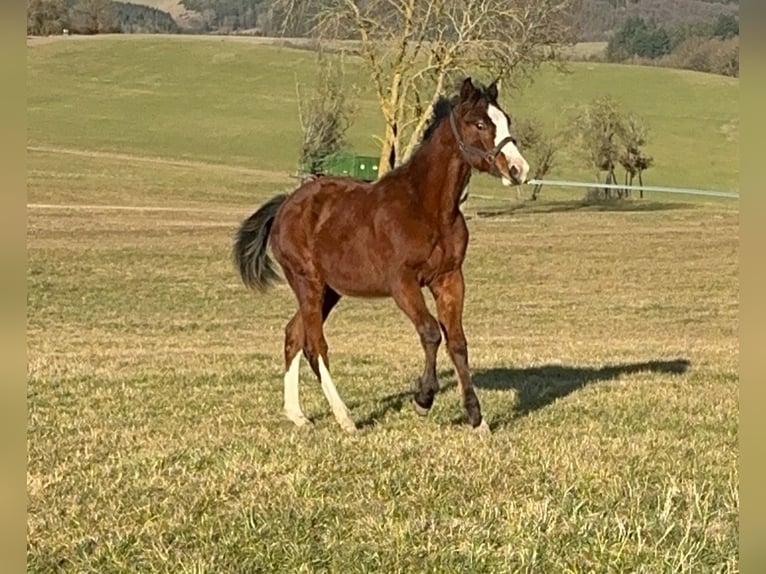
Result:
[27, 36, 738, 572]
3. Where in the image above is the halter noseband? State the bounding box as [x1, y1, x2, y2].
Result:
[449, 111, 516, 178]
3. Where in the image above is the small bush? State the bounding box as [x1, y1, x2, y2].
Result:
[584, 186, 611, 203]
[514, 117, 559, 200]
[661, 35, 739, 76]
[296, 53, 358, 175]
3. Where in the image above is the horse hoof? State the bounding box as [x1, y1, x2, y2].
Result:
[473, 419, 491, 434]
[286, 411, 313, 428]
[339, 418, 358, 433]
[413, 400, 430, 417]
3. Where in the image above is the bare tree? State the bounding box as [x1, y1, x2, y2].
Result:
[296, 51, 358, 179]
[70, 0, 117, 33]
[618, 114, 653, 198]
[514, 116, 558, 200]
[569, 95, 654, 200]
[27, 0, 68, 35]
[568, 95, 624, 199]
[278, 0, 578, 175]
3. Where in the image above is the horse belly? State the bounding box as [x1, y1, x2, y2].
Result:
[316, 223, 392, 297]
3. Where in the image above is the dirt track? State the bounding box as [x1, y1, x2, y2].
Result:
[27, 145, 292, 181]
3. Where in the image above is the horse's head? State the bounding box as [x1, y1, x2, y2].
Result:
[451, 77, 530, 186]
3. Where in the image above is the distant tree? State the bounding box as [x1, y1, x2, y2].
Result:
[113, 2, 179, 33]
[27, 0, 69, 35]
[668, 33, 738, 76]
[180, 0, 264, 32]
[607, 15, 671, 60]
[68, 0, 118, 33]
[514, 117, 559, 201]
[607, 15, 642, 60]
[568, 96, 622, 197]
[617, 115, 652, 197]
[568, 95, 651, 199]
[712, 13, 738, 38]
[645, 27, 671, 57]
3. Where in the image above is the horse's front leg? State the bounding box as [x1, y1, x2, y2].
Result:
[430, 269, 489, 432]
[390, 277, 442, 415]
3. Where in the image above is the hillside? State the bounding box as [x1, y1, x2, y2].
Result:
[577, 0, 739, 41]
[123, 0, 206, 30]
[26, 35, 739, 196]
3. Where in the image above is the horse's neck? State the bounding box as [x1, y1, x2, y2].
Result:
[407, 121, 471, 221]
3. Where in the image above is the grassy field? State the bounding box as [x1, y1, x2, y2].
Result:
[27, 34, 739, 195]
[27, 36, 738, 572]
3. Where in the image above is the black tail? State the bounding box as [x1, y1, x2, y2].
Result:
[233, 194, 288, 292]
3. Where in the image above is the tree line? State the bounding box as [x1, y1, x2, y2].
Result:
[179, 0, 739, 39]
[27, 0, 179, 35]
[605, 13, 739, 76]
[575, 0, 738, 42]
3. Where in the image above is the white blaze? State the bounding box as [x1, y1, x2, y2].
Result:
[488, 104, 530, 186]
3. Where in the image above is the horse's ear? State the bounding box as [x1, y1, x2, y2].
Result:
[487, 78, 499, 101]
[459, 77, 476, 102]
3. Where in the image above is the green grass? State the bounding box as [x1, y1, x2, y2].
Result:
[510, 62, 739, 193]
[27, 36, 738, 572]
[27, 34, 738, 196]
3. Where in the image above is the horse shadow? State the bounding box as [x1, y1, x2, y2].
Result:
[356, 358, 690, 429]
[468, 358, 690, 427]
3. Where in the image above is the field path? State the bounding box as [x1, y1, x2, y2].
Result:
[25, 202, 244, 214]
[27, 145, 292, 180]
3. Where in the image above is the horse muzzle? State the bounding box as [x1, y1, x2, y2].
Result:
[500, 157, 529, 186]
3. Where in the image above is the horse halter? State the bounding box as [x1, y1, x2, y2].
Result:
[449, 110, 517, 179]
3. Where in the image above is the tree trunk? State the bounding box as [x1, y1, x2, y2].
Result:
[638, 171, 644, 199]
[377, 121, 397, 176]
[604, 170, 613, 199]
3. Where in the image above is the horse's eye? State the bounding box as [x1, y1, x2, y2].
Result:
[475, 121, 486, 130]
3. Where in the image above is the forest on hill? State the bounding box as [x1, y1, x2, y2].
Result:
[28, 0, 738, 40]
[576, 0, 739, 41]
[27, 0, 738, 76]
[169, 0, 739, 40]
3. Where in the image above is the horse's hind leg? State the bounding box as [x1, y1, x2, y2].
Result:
[283, 312, 310, 426]
[306, 290, 356, 432]
[286, 276, 354, 432]
[282, 287, 342, 428]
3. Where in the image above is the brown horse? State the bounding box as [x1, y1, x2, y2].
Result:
[233, 77, 529, 433]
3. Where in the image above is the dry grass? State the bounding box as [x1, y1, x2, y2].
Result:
[27, 36, 738, 572]
[27, 191, 738, 572]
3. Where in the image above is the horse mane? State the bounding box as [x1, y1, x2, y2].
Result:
[421, 95, 456, 142]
